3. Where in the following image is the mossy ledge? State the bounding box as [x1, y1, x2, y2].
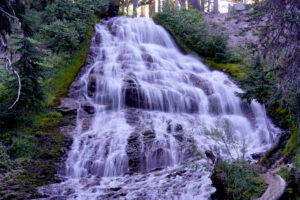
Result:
[49, 17, 99, 107]
[0, 110, 72, 199]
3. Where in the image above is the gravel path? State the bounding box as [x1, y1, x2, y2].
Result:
[255, 170, 286, 200]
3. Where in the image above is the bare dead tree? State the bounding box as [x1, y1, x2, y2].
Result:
[0, 6, 21, 110]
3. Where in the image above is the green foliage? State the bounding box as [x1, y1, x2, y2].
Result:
[204, 59, 245, 78]
[3, 36, 46, 124]
[40, 0, 106, 54]
[0, 143, 12, 169]
[294, 146, 300, 173]
[235, 56, 275, 104]
[277, 165, 291, 181]
[10, 135, 36, 159]
[213, 159, 267, 200]
[153, 6, 236, 62]
[283, 124, 298, 155]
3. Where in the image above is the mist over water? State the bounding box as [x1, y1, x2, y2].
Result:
[38, 17, 279, 200]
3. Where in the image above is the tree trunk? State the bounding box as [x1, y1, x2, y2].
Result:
[122, 0, 125, 12]
[213, 0, 219, 13]
[208, 0, 211, 12]
[133, 0, 138, 14]
[126, 0, 129, 15]
[158, 0, 161, 11]
[200, 0, 205, 11]
[149, 0, 155, 16]
[190, 0, 201, 10]
[141, 5, 145, 17]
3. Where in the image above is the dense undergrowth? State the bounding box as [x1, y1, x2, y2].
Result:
[211, 160, 267, 200]
[153, 4, 299, 199]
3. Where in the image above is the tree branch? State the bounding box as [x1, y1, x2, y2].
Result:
[0, 6, 19, 21]
[4, 55, 21, 110]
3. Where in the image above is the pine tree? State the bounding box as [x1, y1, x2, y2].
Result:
[10, 36, 45, 120]
[0, 34, 46, 127]
[236, 56, 275, 104]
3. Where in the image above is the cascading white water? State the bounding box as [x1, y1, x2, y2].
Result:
[38, 17, 280, 200]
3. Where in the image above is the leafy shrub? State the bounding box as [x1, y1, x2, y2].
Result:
[10, 135, 36, 159]
[212, 159, 267, 200]
[153, 6, 230, 62]
[0, 143, 12, 169]
[40, 0, 108, 54]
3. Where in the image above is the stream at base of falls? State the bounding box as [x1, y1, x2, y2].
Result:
[37, 16, 280, 200]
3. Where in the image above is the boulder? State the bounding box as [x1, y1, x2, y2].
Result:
[56, 98, 78, 114]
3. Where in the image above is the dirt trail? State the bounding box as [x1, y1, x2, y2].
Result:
[255, 170, 286, 200]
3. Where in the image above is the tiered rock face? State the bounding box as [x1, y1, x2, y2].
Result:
[38, 17, 280, 200]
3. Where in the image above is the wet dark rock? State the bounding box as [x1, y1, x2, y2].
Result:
[68, 79, 84, 99]
[95, 33, 101, 45]
[88, 76, 97, 97]
[186, 98, 199, 113]
[167, 170, 187, 178]
[167, 122, 172, 133]
[240, 101, 256, 127]
[123, 78, 148, 109]
[225, 104, 234, 114]
[107, 21, 117, 36]
[205, 150, 216, 164]
[85, 51, 96, 66]
[64, 188, 75, 196]
[142, 130, 156, 143]
[109, 187, 122, 191]
[126, 132, 142, 173]
[141, 53, 154, 63]
[150, 167, 163, 172]
[125, 109, 140, 126]
[150, 148, 172, 169]
[208, 95, 222, 115]
[189, 74, 214, 95]
[173, 134, 184, 142]
[81, 101, 95, 114]
[56, 98, 78, 114]
[251, 152, 264, 160]
[175, 124, 183, 132]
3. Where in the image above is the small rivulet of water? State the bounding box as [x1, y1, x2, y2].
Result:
[38, 17, 280, 200]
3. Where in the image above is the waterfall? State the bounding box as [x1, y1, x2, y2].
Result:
[38, 16, 280, 200]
